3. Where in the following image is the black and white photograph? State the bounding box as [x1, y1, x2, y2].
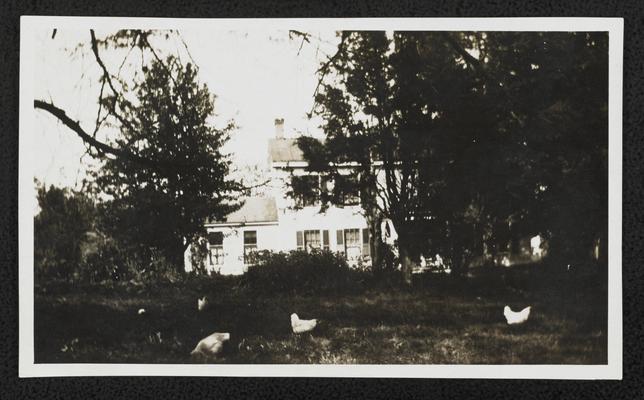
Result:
[18, 17, 622, 378]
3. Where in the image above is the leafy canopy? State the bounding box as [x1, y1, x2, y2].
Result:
[295, 31, 608, 274]
[94, 56, 241, 267]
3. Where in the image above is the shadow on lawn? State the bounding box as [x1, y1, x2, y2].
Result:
[34, 263, 607, 364]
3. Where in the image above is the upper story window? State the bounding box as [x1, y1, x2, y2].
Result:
[291, 175, 320, 207]
[335, 174, 360, 206]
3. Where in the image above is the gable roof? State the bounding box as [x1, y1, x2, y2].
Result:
[268, 138, 305, 163]
[207, 197, 278, 225]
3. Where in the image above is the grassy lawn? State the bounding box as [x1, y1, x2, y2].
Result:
[34, 266, 607, 364]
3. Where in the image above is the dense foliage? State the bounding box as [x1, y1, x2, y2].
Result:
[35, 30, 243, 276]
[243, 250, 364, 294]
[34, 182, 185, 284]
[34, 183, 96, 280]
[294, 31, 608, 281]
[93, 56, 241, 271]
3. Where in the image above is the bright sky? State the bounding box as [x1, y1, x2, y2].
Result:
[32, 28, 339, 189]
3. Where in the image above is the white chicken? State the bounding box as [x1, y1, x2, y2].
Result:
[290, 313, 318, 334]
[137, 308, 146, 315]
[190, 332, 230, 357]
[197, 296, 208, 311]
[503, 305, 532, 325]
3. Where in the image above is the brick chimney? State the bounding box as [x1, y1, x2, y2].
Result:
[274, 118, 284, 139]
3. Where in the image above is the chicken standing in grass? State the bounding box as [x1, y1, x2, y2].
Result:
[503, 305, 532, 325]
[197, 296, 208, 311]
[190, 332, 230, 358]
[290, 313, 318, 334]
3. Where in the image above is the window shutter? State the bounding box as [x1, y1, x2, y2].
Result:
[362, 228, 370, 257]
[296, 231, 304, 248]
[336, 230, 344, 245]
[322, 230, 329, 249]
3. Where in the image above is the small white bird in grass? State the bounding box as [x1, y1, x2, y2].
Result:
[190, 332, 230, 358]
[197, 296, 208, 311]
[291, 313, 318, 334]
[503, 305, 532, 325]
[137, 308, 146, 315]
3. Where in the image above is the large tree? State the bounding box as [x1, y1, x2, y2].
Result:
[294, 30, 608, 283]
[477, 31, 609, 265]
[93, 56, 241, 271]
[294, 31, 478, 283]
[292, 32, 391, 276]
[34, 30, 243, 272]
[406, 31, 608, 271]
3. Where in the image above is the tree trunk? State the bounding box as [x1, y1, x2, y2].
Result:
[361, 172, 384, 273]
[167, 241, 189, 275]
[399, 241, 414, 286]
[366, 212, 384, 272]
[450, 246, 466, 277]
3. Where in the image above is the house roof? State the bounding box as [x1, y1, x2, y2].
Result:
[268, 138, 305, 163]
[208, 197, 278, 225]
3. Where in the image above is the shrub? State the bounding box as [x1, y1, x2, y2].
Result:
[79, 239, 182, 285]
[79, 237, 127, 283]
[34, 183, 96, 282]
[242, 249, 365, 295]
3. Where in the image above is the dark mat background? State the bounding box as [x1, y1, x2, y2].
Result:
[1, 0, 642, 398]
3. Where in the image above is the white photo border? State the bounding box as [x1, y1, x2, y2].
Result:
[18, 16, 623, 379]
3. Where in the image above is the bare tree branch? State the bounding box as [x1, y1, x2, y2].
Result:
[139, 33, 179, 87]
[90, 30, 121, 99]
[116, 33, 140, 80]
[240, 178, 272, 193]
[34, 99, 189, 170]
[92, 79, 107, 138]
[290, 30, 311, 56]
[90, 30, 137, 134]
[288, 30, 350, 117]
[176, 31, 197, 67]
[310, 32, 349, 105]
[35, 99, 124, 159]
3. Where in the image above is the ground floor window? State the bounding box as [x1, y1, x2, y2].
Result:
[243, 230, 257, 264]
[304, 230, 321, 251]
[207, 232, 224, 266]
[296, 231, 304, 250]
[296, 229, 330, 252]
[334, 228, 370, 260]
[344, 228, 361, 260]
[296, 228, 369, 259]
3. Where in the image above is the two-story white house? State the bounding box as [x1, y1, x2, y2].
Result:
[188, 119, 372, 275]
[183, 120, 552, 275]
